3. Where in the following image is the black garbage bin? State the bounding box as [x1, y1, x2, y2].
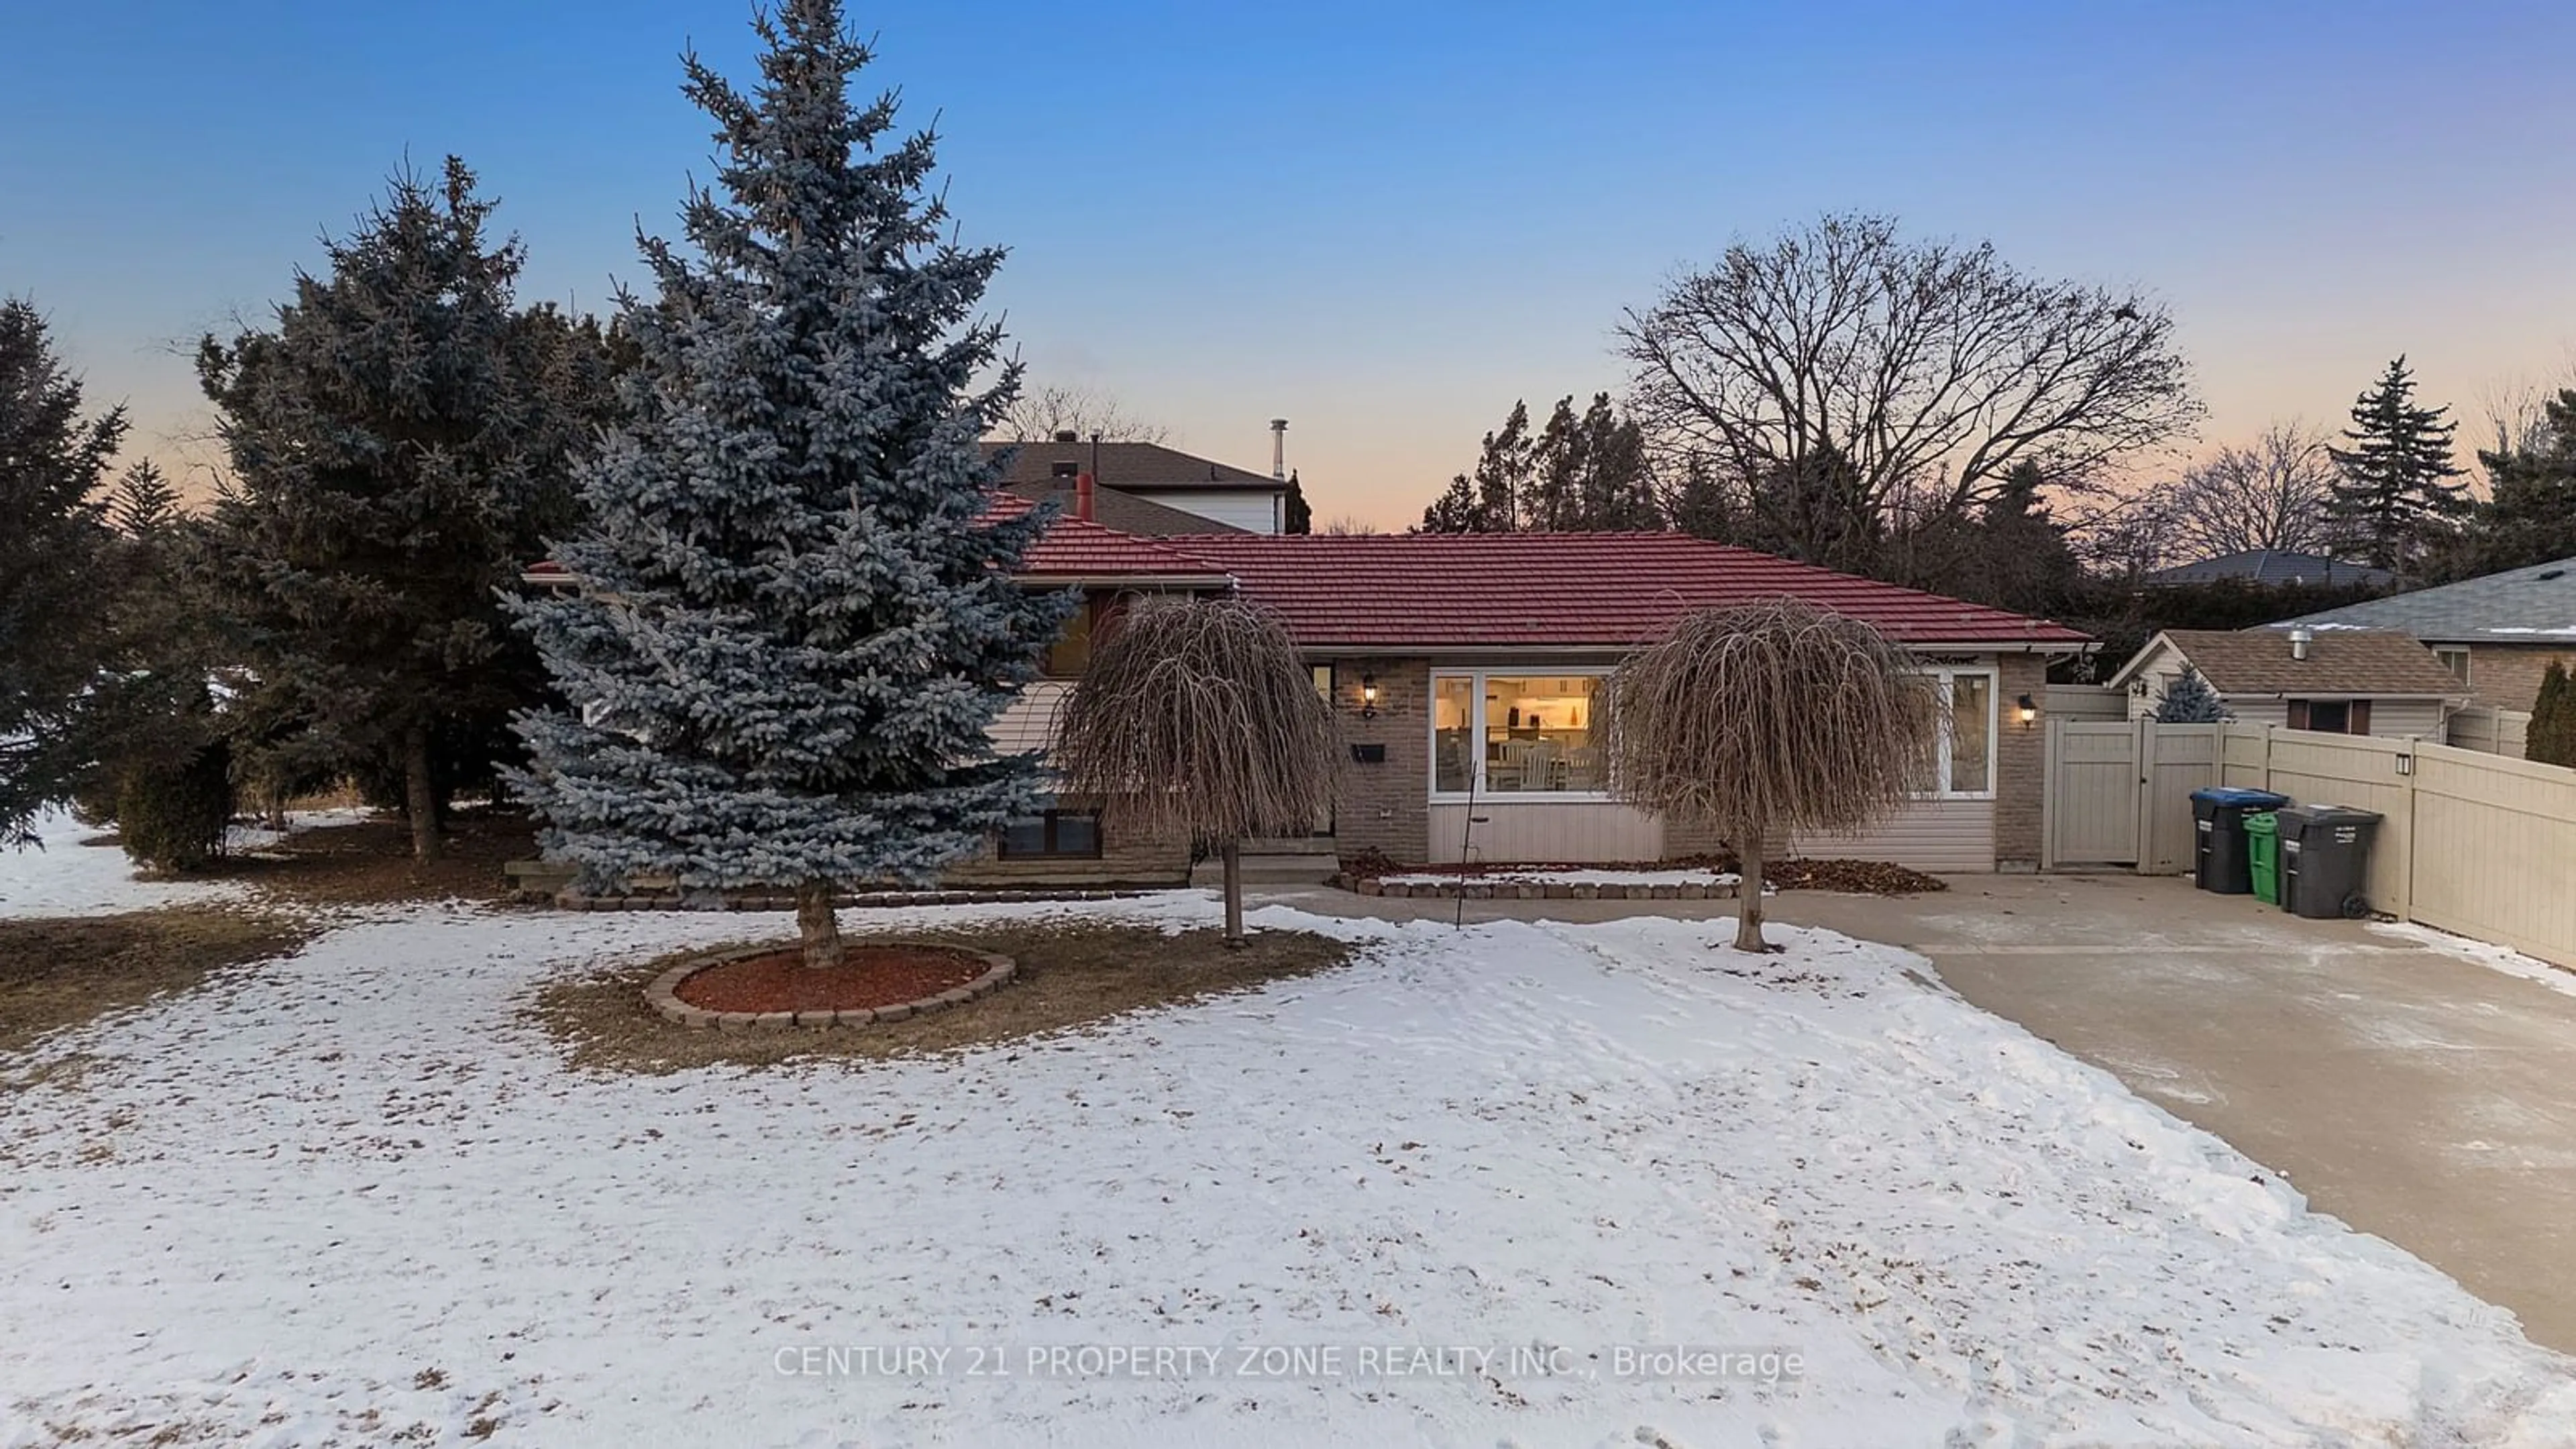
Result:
[2190, 787, 2290, 894]
[2277, 805, 2383, 919]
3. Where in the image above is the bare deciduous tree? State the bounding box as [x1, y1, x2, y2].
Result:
[1053, 597, 1338, 944]
[1619, 212, 2202, 571]
[2163, 421, 2339, 560]
[992, 382, 1171, 445]
[1603, 599, 1937, 951]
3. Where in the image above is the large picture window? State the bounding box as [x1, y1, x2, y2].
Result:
[1913, 668, 1996, 799]
[999, 808, 1102, 859]
[1429, 670, 1607, 798]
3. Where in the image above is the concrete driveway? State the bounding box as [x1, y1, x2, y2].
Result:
[1269, 873, 2576, 1353]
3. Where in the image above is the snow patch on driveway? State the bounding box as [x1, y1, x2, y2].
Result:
[2, 895, 2571, 1446]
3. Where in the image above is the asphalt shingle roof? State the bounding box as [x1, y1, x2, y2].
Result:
[981, 439, 1281, 491]
[2273, 556, 2576, 642]
[999, 480, 1247, 536]
[2144, 629, 2465, 698]
[2146, 549, 2396, 588]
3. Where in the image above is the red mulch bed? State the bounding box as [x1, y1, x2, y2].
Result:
[673, 944, 989, 1015]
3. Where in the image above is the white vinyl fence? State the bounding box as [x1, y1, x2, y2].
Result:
[2217, 723, 2576, 968]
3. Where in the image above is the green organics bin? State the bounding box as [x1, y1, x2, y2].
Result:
[2244, 811, 2282, 906]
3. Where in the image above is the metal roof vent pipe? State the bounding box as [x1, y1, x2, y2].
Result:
[2289, 626, 2313, 661]
[1270, 417, 1289, 480]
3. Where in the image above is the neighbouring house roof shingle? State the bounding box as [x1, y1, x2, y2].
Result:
[1160, 533, 2093, 650]
[2122, 629, 2467, 698]
[2145, 549, 2397, 588]
[981, 439, 1281, 492]
[2271, 555, 2576, 643]
[999, 480, 1247, 536]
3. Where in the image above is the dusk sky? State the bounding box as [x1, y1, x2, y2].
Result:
[7, 0, 2575, 528]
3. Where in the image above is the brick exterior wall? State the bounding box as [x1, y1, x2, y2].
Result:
[1311, 651, 2050, 870]
[1324, 657, 1432, 863]
[944, 797, 1191, 888]
[2463, 643, 2573, 712]
[1992, 652, 2048, 871]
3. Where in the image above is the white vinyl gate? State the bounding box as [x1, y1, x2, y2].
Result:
[2042, 720, 2221, 873]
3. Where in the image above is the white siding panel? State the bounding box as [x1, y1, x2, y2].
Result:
[1794, 800, 1996, 873]
[1426, 802, 1664, 865]
[1123, 488, 1281, 533]
[2224, 700, 2291, 728]
[2363, 699, 2449, 739]
[989, 682, 1067, 759]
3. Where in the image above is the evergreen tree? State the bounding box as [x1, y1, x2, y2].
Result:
[508, 1, 1070, 971]
[80, 457, 229, 847]
[1663, 452, 1735, 541]
[2326, 356, 2469, 574]
[197, 157, 610, 859]
[2154, 665, 2229, 723]
[1905, 459, 2082, 616]
[1744, 443, 1880, 572]
[0, 299, 121, 845]
[109, 459, 181, 535]
[1418, 400, 1532, 532]
[2438, 388, 2576, 581]
[2530, 660, 2576, 769]
[1282, 470, 1312, 534]
[1525, 393, 1658, 531]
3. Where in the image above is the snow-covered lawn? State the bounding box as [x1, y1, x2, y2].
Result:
[6, 891, 2575, 1446]
[0, 808, 374, 921]
[1377, 867, 1741, 890]
[0, 810, 246, 918]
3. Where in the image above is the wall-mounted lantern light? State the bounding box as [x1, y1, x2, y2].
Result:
[2015, 694, 2038, 727]
[1359, 674, 1380, 720]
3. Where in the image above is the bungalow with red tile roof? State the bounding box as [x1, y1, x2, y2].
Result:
[525, 502, 2094, 888]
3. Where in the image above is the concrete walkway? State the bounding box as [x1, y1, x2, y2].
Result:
[1265, 873, 2576, 1353]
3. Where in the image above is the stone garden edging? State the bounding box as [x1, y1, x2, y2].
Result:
[646, 940, 1017, 1030]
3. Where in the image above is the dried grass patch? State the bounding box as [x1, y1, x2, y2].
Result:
[211, 810, 533, 908]
[529, 920, 1356, 1075]
[0, 905, 317, 1068]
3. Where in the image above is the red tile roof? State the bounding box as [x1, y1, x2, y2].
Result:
[529, 511, 2092, 649]
[1160, 533, 2093, 649]
[986, 494, 1234, 582]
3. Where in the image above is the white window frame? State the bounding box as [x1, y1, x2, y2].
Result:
[1428, 667, 1613, 803]
[2432, 646, 2471, 686]
[1916, 666, 1998, 800]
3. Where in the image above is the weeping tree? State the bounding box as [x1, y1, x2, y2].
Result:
[1604, 598, 1938, 951]
[1053, 597, 1338, 945]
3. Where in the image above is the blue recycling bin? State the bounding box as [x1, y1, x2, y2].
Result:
[2190, 786, 2290, 894]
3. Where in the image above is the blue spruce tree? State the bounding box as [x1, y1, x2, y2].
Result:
[2153, 665, 2229, 724]
[508, 0, 1068, 969]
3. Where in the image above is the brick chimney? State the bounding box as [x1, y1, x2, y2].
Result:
[1076, 470, 1095, 523]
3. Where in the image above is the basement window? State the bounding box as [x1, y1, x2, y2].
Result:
[999, 808, 1102, 859]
